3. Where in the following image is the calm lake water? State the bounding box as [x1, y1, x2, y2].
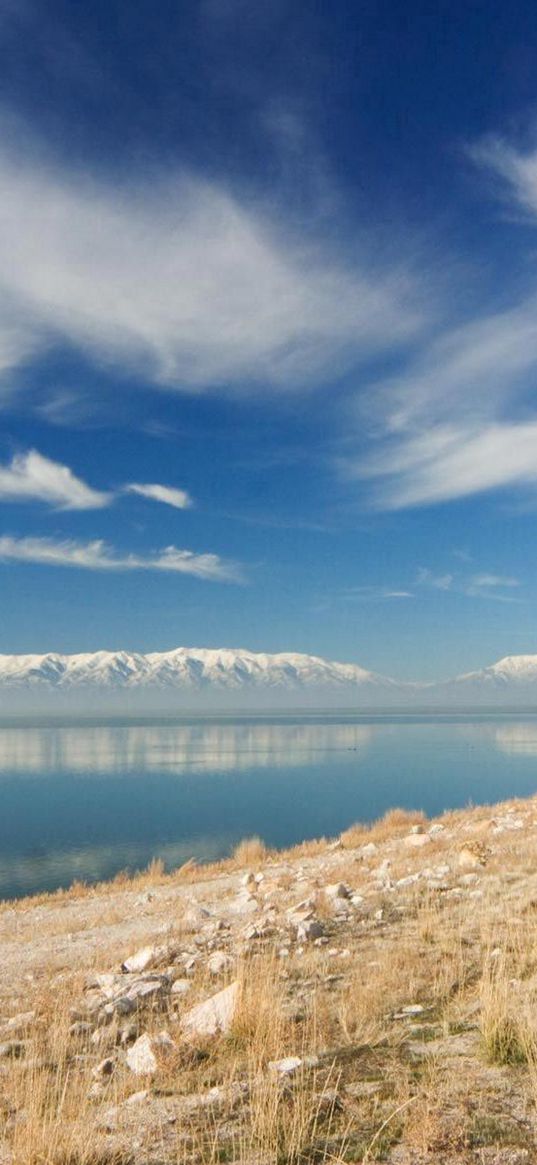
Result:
[1, 714, 537, 900]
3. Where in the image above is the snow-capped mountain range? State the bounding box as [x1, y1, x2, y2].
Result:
[1, 646, 537, 705]
[0, 647, 398, 691]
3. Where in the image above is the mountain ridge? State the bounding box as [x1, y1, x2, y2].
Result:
[2, 646, 537, 696]
[0, 646, 402, 692]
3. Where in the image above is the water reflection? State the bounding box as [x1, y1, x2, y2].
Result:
[2, 716, 537, 901]
[0, 721, 374, 776]
[492, 723, 537, 756]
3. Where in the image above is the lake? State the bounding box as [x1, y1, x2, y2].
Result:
[1, 713, 537, 900]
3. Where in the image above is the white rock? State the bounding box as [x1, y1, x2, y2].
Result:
[92, 1057, 114, 1079]
[396, 873, 421, 888]
[324, 883, 350, 900]
[126, 1031, 175, 1075]
[403, 833, 431, 848]
[296, 919, 325, 942]
[208, 951, 233, 976]
[392, 1004, 426, 1019]
[171, 979, 192, 996]
[125, 1089, 149, 1106]
[122, 946, 163, 974]
[126, 1034, 157, 1075]
[182, 981, 239, 1039]
[361, 842, 378, 857]
[268, 1056, 303, 1076]
[243, 923, 262, 940]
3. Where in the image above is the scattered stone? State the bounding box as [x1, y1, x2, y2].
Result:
[92, 1056, 114, 1079]
[182, 981, 239, 1039]
[361, 842, 378, 857]
[268, 1054, 319, 1076]
[296, 919, 325, 942]
[70, 1021, 92, 1037]
[392, 1004, 429, 1019]
[0, 1041, 26, 1059]
[125, 1089, 149, 1106]
[0, 1011, 35, 1037]
[121, 945, 166, 974]
[208, 951, 233, 976]
[403, 833, 431, 848]
[268, 1056, 303, 1076]
[126, 1031, 175, 1075]
[243, 923, 263, 940]
[324, 883, 350, 901]
[171, 978, 192, 996]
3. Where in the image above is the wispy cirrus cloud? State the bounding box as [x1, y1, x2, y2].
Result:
[341, 585, 414, 601]
[0, 449, 110, 509]
[340, 132, 537, 511]
[0, 536, 242, 582]
[416, 568, 453, 591]
[470, 573, 519, 588]
[124, 483, 193, 510]
[0, 145, 423, 399]
[468, 134, 537, 221]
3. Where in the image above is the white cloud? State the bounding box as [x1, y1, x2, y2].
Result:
[0, 449, 110, 509]
[0, 535, 242, 582]
[470, 573, 519, 588]
[339, 133, 537, 510]
[417, 568, 453, 591]
[0, 149, 423, 396]
[359, 420, 537, 509]
[341, 585, 414, 601]
[125, 483, 193, 510]
[416, 565, 521, 602]
[469, 136, 537, 220]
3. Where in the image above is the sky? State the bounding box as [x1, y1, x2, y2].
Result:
[3, 2, 537, 680]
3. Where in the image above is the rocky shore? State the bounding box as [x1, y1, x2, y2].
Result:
[1, 797, 537, 1164]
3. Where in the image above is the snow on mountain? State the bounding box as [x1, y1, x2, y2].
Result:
[0, 646, 401, 692]
[448, 655, 537, 689]
[3, 648, 537, 704]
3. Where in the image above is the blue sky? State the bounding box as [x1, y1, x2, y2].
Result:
[3, 1, 537, 679]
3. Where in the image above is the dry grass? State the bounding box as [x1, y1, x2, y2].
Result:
[231, 836, 269, 868]
[7, 795, 537, 1161]
[340, 807, 428, 850]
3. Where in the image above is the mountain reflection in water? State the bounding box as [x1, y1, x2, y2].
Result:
[0, 721, 375, 776]
[1, 716, 537, 900]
